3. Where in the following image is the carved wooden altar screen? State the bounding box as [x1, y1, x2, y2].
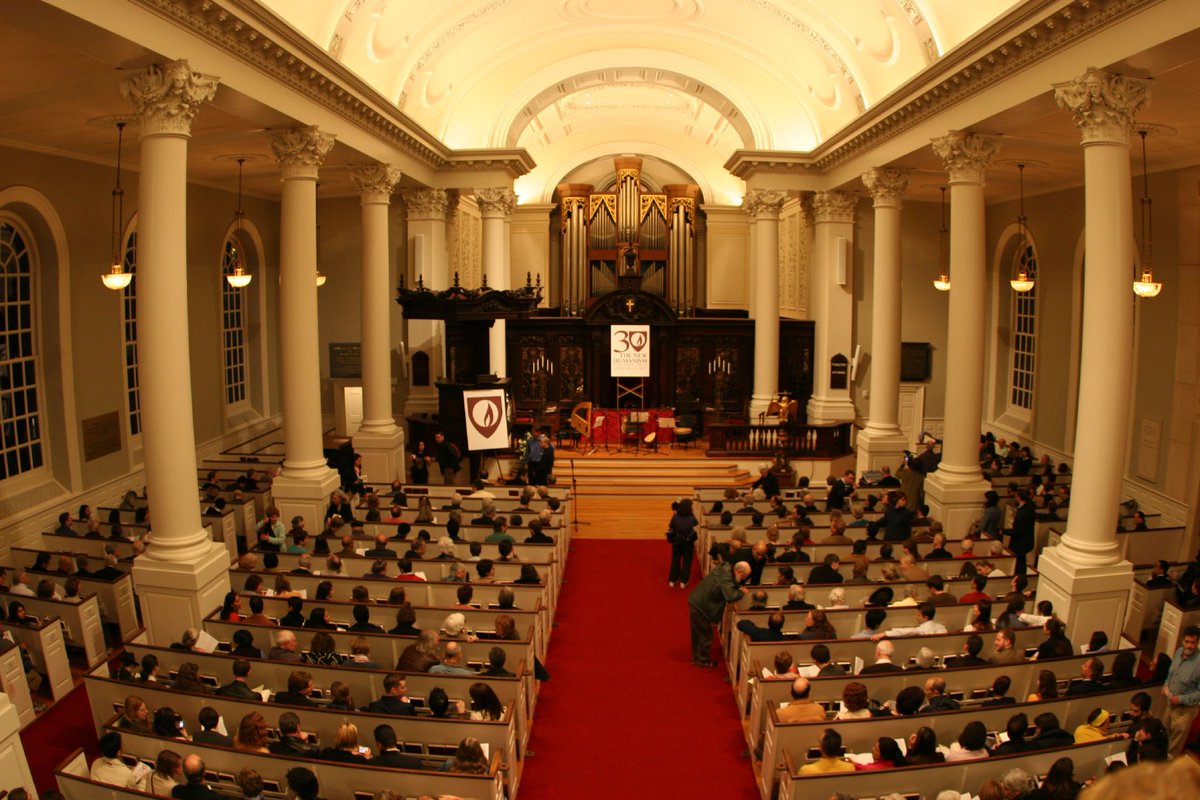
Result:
[558, 156, 698, 317]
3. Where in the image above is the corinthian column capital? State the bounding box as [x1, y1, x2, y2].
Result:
[121, 60, 219, 137]
[862, 168, 910, 207]
[351, 164, 402, 204]
[402, 188, 450, 220]
[932, 131, 1000, 185]
[812, 191, 858, 224]
[269, 127, 336, 180]
[1054, 68, 1151, 145]
[475, 187, 517, 217]
[743, 189, 787, 220]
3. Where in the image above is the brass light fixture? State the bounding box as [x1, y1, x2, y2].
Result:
[932, 186, 951, 291]
[315, 181, 328, 287]
[226, 158, 253, 288]
[1133, 128, 1163, 298]
[1009, 163, 1036, 293]
[101, 122, 133, 290]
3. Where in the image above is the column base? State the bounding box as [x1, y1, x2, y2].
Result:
[855, 427, 909, 476]
[1036, 547, 1133, 646]
[132, 543, 231, 646]
[923, 469, 991, 538]
[806, 394, 857, 425]
[271, 469, 342, 532]
[354, 426, 407, 487]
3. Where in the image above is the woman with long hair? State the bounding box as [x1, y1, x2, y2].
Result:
[439, 736, 489, 774]
[219, 591, 242, 622]
[234, 712, 270, 753]
[1040, 757, 1083, 800]
[979, 490, 1003, 537]
[857, 737, 906, 770]
[666, 497, 699, 589]
[1028, 669, 1060, 702]
[1035, 618, 1074, 660]
[965, 600, 994, 632]
[799, 609, 838, 640]
[493, 614, 518, 641]
[905, 726, 945, 765]
[995, 598, 1026, 630]
[118, 695, 151, 733]
[415, 495, 436, 524]
[171, 662, 210, 694]
[138, 654, 160, 683]
[145, 749, 182, 796]
[468, 682, 504, 721]
[151, 707, 188, 740]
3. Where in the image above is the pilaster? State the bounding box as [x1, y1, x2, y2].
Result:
[477, 187, 517, 377]
[744, 189, 786, 420]
[402, 188, 451, 416]
[806, 190, 858, 424]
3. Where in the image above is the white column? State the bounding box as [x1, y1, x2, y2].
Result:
[744, 190, 786, 419]
[402, 188, 451, 416]
[923, 132, 999, 535]
[477, 187, 517, 377]
[350, 164, 405, 484]
[806, 191, 859, 424]
[1037, 69, 1149, 645]
[121, 61, 230, 642]
[857, 168, 911, 473]
[268, 127, 342, 524]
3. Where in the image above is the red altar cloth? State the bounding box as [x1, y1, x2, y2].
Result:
[588, 408, 675, 445]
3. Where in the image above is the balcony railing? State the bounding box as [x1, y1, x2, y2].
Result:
[706, 421, 853, 459]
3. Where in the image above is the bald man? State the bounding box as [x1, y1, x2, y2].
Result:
[777, 677, 827, 722]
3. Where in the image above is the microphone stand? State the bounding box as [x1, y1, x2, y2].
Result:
[570, 457, 589, 529]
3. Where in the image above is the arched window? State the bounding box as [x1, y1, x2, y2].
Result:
[121, 230, 141, 437]
[1008, 240, 1038, 413]
[0, 222, 45, 479]
[221, 237, 249, 408]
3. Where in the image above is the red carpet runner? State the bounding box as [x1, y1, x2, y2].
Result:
[21, 681, 97, 794]
[518, 539, 758, 798]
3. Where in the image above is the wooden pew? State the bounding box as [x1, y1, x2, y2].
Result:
[15, 592, 108, 669]
[754, 555, 1019, 586]
[202, 614, 539, 716]
[774, 738, 1118, 800]
[85, 678, 520, 798]
[13, 549, 140, 642]
[0, 616, 73, 701]
[744, 643, 1144, 753]
[118, 638, 530, 745]
[41, 532, 140, 559]
[0, 638, 35, 727]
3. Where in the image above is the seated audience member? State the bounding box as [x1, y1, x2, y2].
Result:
[991, 712, 1037, 756]
[1074, 707, 1125, 743]
[430, 640, 475, 674]
[925, 575, 957, 605]
[268, 629, 301, 662]
[90, 732, 142, 789]
[216, 659, 259, 700]
[778, 677, 827, 722]
[283, 768, 321, 800]
[1034, 618, 1075, 660]
[812, 643, 846, 676]
[278, 596, 305, 628]
[365, 673, 417, 716]
[234, 711, 271, 752]
[304, 607, 335, 630]
[1065, 657, 1106, 696]
[1028, 669, 1060, 702]
[768, 650, 798, 679]
[736, 610, 789, 642]
[959, 573, 992, 604]
[467, 682, 505, 721]
[1128, 717, 1170, 764]
[268, 712, 318, 757]
[344, 636, 380, 669]
[948, 633, 989, 668]
[320, 722, 371, 763]
[152, 707, 188, 740]
[905, 726, 946, 765]
[439, 736, 489, 774]
[396, 630, 441, 672]
[231, 629, 263, 660]
[799, 609, 838, 640]
[945, 719, 989, 761]
[273, 670, 317, 706]
[908, 647, 938, 672]
[920, 677, 960, 713]
[482, 646, 515, 677]
[798, 728, 854, 774]
[783, 583, 814, 611]
[173, 754, 221, 800]
[873, 602, 947, 639]
[370, 723, 422, 769]
[836, 682, 871, 720]
[1086, 630, 1110, 654]
[990, 628, 1023, 664]
[302, 631, 343, 667]
[146, 749, 183, 796]
[857, 737, 907, 771]
[1039, 757, 1083, 800]
[348, 604, 383, 633]
[1109, 651, 1139, 689]
[853, 609, 888, 640]
[1031, 712, 1074, 749]
[118, 695, 151, 733]
[982, 675, 1016, 707]
[171, 662, 210, 694]
[860, 640, 904, 674]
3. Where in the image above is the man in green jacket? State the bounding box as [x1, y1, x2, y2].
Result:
[688, 542, 750, 667]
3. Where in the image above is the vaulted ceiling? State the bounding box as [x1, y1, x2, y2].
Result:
[258, 0, 1022, 201]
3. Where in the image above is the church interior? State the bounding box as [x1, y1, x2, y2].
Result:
[2, 0, 1200, 797]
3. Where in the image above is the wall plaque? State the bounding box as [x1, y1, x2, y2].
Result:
[82, 411, 121, 462]
[901, 342, 933, 382]
[329, 342, 362, 379]
[830, 353, 849, 390]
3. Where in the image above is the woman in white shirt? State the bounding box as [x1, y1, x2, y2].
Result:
[143, 749, 182, 797]
[835, 682, 873, 720]
[944, 720, 989, 761]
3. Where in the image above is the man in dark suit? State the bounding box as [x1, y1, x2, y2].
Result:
[811, 644, 846, 676]
[268, 712, 319, 757]
[1147, 560, 1174, 588]
[1065, 657, 1106, 696]
[1007, 488, 1036, 576]
[782, 584, 814, 610]
[91, 553, 125, 580]
[807, 554, 843, 585]
[860, 640, 905, 674]
[215, 659, 260, 700]
[989, 713, 1036, 756]
[172, 755, 222, 800]
[735, 610, 789, 642]
[348, 603, 384, 633]
[272, 670, 317, 706]
[751, 464, 780, 500]
[880, 492, 915, 542]
[363, 533, 396, 559]
[947, 634, 990, 668]
[192, 707, 234, 747]
[363, 673, 417, 715]
[482, 646, 515, 677]
[370, 724, 422, 769]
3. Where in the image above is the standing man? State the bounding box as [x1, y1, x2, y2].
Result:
[1163, 625, 1200, 755]
[687, 543, 749, 667]
[433, 431, 462, 486]
[1007, 488, 1036, 576]
[525, 432, 545, 485]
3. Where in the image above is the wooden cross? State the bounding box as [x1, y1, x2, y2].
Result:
[625, 297, 636, 314]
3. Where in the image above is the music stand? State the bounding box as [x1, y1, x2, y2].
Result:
[591, 413, 607, 454]
[656, 416, 676, 453]
[620, 410, 650, 455]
